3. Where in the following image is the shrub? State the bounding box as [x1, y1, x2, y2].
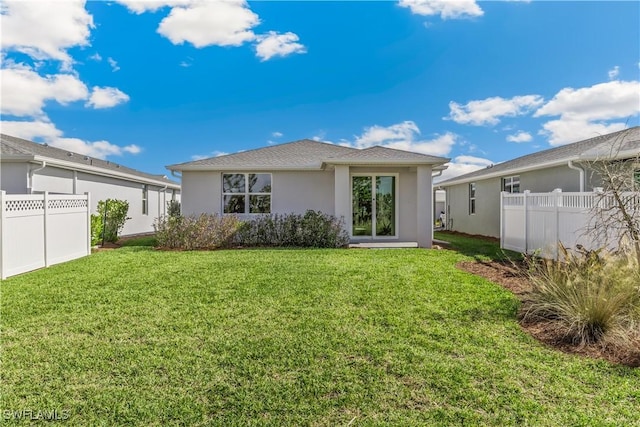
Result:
[97, 199, 131, 243]
[234, 210, 349, 248]
[167, 200, 181, 218]
[524, 244, 640, 345]
[154, 214, 241, 250]
[90, 214, 103, 246]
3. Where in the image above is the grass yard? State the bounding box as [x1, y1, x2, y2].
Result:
[1, 238, 639, 425]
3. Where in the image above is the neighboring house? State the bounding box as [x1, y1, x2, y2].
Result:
[436, 127, 640, 238]
[1, 134, 180, 236]
[167, 139, 449, 247]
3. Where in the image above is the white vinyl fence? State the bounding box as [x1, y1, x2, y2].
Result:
[500, 190, 638, 259]
[0, 191, 91, 279]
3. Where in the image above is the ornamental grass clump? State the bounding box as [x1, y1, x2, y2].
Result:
[154, 214, 241, 250]
[524, 244, 640, 347]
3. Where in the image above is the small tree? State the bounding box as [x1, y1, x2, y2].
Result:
[167, 200, 181, 218]
[97, 199, 131, 243]
[585, 133, 640, 265]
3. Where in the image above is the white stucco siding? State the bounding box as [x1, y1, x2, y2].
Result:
[75, 172, 166, 235]
[446, 177, 501, 238]
[1, 162, 28, 193]
[272, 171, 335, 215]
[181, 171, 222, 215]
[32, 166, 74, 194]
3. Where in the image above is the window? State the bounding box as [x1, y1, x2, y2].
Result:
[469, 182, 476, 215]
[142, 185, 148, 215]
[171, 189, 176, 201]
[502, 175, 520, 193]
[223, 173, 271, 214]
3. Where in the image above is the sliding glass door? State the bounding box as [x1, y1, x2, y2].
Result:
[351, 175, 396, 238]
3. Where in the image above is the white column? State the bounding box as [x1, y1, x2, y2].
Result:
[86, 192, 92, 255]
[43, 191, 49, 267]
[334, 165, 350, 232]
[417, 165, 433, 248]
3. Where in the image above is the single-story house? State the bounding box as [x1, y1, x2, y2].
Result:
[436, 127, 640, 238]
[1, 134, 181, 236]
[167, 139, 449, 247]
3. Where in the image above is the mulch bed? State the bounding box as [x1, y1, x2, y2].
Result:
[457, 260, 640, 367]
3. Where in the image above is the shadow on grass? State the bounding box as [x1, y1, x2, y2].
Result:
[434, 231, 522, 263]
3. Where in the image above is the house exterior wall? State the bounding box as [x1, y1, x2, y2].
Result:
[442, 163, 604, 238]
[32, 166, 75, 194]
[0, 162, 28, 193]
[181, 167, 429, 244]
[445, 177, 502, 238]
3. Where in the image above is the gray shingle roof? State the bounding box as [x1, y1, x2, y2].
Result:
[168, 139, 449, 170]
[1, 134, 179, 187]
[438, 127, 640, 186]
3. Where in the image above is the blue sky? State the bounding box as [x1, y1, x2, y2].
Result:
[2, 0, 639, 181]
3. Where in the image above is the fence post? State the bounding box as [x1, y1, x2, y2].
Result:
[0, 191, 6, 280]
[523, 190, 530, 254]
[500, 191, 504, 249]
[86, 192, 91, 255]
[43, 191, 49, 267]
[553, 189, 562, 260]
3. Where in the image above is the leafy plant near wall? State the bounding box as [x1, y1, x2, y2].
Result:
[167, 200, 181, 218]
[90, 214, 103, 246]
[97, 199, 131, 243]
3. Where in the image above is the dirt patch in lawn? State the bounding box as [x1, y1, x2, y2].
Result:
[457, 260, 640, 367]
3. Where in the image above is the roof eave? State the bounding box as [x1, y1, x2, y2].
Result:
[0, 154, 36, 162]
[31, 155, 180, 189]
[324, 159, 450, 166]
[167, 164, 325, 172]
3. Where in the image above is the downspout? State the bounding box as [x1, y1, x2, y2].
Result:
[28, 161, 47, 193]
[432, 170, 443, 229]
[567, 160, 585, 192]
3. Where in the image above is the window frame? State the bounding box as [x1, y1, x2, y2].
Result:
[469, 182, 476, 215]
[142, 184, 149, 215]
[222, 172, 272, 215]
[502, 175, 520, 193]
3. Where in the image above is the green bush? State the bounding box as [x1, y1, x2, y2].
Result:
[524, 244, 640, 345]
[154, 214, 241, 250]
[90, 214, 103, 246]
[234, 210, 349, 248]
[97, 199, 131, 243]
[167, 200, 181, 218]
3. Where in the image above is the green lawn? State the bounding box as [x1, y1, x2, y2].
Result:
[1, 238, 638, 425]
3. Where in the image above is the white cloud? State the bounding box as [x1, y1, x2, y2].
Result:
[107, 57, 120, 72]
[447, 95, 544, 126]
[435, 155, 494, 183]
[271, 131, 283, 138]
[398, 0, 483, 19]
[1, 119, 141, 159]
[255, 31, 306, 61]
[534, 80, 640, 145]
[156, 0, 259, 48]
[351, 121, 456, 157]
[608, 65, 620, 80]
[86, 87, 130, 109]
[115, 0, 192, 14]
[191, 150, 228, 160]
[89, 53, 102, 61]
[506, 131, 532, 143]
[0, 0, 93, 67]
[0, 63, 88, 117]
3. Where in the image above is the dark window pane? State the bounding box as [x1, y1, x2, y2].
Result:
[249, 195, 271, 213]
[471, 199, 476, 214]
[249, 174, 271, 193]
[223, 174, 245, 193]
[512, 183, 520, 193]
[224, 195, 245, 213]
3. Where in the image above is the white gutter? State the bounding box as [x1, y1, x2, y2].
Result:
[28, 160, 46, 193]
[567, 160, 585, 192]
[171, 170, 182, 179]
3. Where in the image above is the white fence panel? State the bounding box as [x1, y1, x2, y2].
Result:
[500, 190, 639, 259]
[0, 191, 91, 279]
